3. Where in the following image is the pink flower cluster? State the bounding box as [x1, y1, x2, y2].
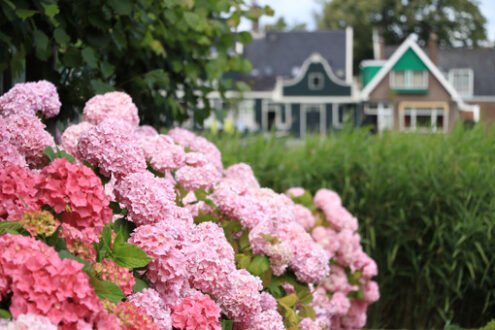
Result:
[309, 188, 380, 329]
[0, 81, 61, 118]
[83, 91, 139, 127]
[0, 234, 102, 328]
[0, 164, 39, 220]
[0, 313, 57, 330]
[36, 158, 112, 232]
[128, 288, 172, 329]
[60, 121, 93, 158]
[93, 259, 135, 295]
[171, 294, 220, 330]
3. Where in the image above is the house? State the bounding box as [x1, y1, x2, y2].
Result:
[360, 31, 493, 133]
[205, 28, 359, 137]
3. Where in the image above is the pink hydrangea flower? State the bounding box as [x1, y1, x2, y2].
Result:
[0, 140, 26, 169]
[0, 313, 57, 330]
[182, 191, 215, 217]
[128, 288, 172, 330]
[4, 114, 55, 168]
[175, 162, 222, 192]
[312, 226, 340, 259]
[104, 300, 158, 330]
[363, 281, 380, 303]
[60, 121, 93, 158]
[286, 187, 306, 198]
[219, 269, 262, 322]
[332, 292, 351, 316]
[171, 294, 220, 330]
[0, 80, 61, 118]
[114, 171, 176, 226]
[0, 164, 39, 220]
[313, 188, 342, 209]
[36, 158, 112, 232]
[299, 317, 320, 330]
[83, 91, 139, 127]
[264, 242, 293, 276]
[224, 163, 259, 189]
[59, 223, 98, 262]
[293, 204, 316, 230]
[340, 300, 368, 329]
[322, 265, 356, 294]
[243, 309, 284, 330]
[167, 128, 196, 148]
[0, 234, 102, 328]
[77, 119, 146, 178]
[134, 125, 158, 138]
[260, 292, 278, 312]
[140, 135, 186, 172]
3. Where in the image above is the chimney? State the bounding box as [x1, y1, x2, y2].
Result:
[372, 28, 385, 60]
[428, 31, 438, 64]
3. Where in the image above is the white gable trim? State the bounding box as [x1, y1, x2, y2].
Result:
[282, 52, 349, 88]
[346, 27, 353, 84]
[361, 35, 480, 122]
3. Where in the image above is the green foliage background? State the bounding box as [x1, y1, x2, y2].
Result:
[211, 125, 495, 328]
[0, 0, 271, 126]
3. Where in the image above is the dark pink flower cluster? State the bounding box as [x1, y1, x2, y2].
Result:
[0, 234, 102, 328]
[77, 119, 147, 178]
[0, 81, 61, 118]
[93, 259, 135, 295]
[36, 158, 112, 232]
[171, 294, 220, 330]
[59, 223, 98, 262]
[0, 164, 39, 220]
[83, 91, 139, 127]
[103, 300, 159, 330]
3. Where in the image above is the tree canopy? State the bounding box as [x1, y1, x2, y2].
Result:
[0, 0, 272, 126]
[316, 0, 488, 68]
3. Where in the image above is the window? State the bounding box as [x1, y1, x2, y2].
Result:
[364, 103, 393, 133]
[308, 72, 325, 90]
[390, 70, 428, 89]
[333, 104, 354, 128]
[449, 69, 473, 96]
[401, 107, 446, 133]
[263, 103, 290, 132]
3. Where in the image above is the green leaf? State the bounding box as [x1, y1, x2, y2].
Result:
[299, 306, 316, 320]
[107, 0, 132, 16]
[33, 29, 50, 60]
[15, 9, 37, 20]
[278, 293, 298, 308]
[112, 243, 152, 269]
[58, 250, 91, 273]
[81, 47, 98, 68]
[54, 28, 70, 44]
[235, 253, 251, 269]
[221, 320, 234, 330]
[100, 62, 115, 79]
[133, 277, 149, 293]
[0, 221, 22, 235]
[102, 224, 112, 250]
[90, 277, 125, 303]
[113, 217, 133, 242]
[43, 146, 76, 163]
[0, 309, 11, 319]
[42, 3, 59, 18]
[90, 79, 114, 94]
[183, 12, 200, 29]
[239, 230, 250, 251]
[248, 255, 270, 276]
[237, 31, 252, 44]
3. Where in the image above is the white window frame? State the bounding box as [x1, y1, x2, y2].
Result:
[308, 72, 325, 90]
[364, 102, 393, 132]
[400, 107, 447, 133]
[261, 101, 291, 132]
[390, 70, 428, 89]
[449, 68, 473, 97]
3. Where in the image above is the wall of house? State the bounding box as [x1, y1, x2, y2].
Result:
[368, 71, 458, 130]
[470, 101, 495, 126]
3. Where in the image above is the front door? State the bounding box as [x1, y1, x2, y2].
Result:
[305, 105, 321, 134]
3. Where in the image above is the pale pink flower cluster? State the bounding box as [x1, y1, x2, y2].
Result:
[60, 121, 93, 157]
[0, 140, 26, 169]
[309, 188, 380, 329]
[2, 114, 55, 168]
[0, 313, 57, 330]
[0, 81, 61, 118]
[83, 91, 139, 127]
[77, 119, 147, 178]
[140, 134, 186, 173]
[128, 288, 172, 330]
[211, 167, 329, 283]
[114, 171, 177, 226]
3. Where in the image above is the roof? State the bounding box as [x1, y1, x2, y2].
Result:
[242, 30, 348, 91]
[362, 36, 480, 121]
[385, 45, 495, 96]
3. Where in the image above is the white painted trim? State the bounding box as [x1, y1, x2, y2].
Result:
[274, 96, 359, 104]
[261, 101, 291, 132]
[463, 96, 495, 102]
[308, 72, 325, 90]
[283, 53, 349, 88]
[360, 60, 386, 68]
[364, 102, 393, 132]
[361, 35, 480, 122]
[346, 26, 353, 84]
[332, 103, 354, 128]
[301, 104, 326, 137]
[399, 106, 448, 133]
[448, 68, 474, 97]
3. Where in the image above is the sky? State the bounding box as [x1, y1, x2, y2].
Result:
[240, 0, 495, 42]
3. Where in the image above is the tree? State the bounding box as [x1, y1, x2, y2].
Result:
[0, 0, 272, 126]
[265, 17, 307, 31]
[316, 0, 488, 69]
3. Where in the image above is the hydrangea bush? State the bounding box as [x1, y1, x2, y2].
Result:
[0, 81, 379, 329]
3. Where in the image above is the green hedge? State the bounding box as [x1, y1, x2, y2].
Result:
[209, 125, 495, 329]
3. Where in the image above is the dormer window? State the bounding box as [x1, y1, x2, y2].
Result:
[308, 72, 324, 90]
[449, 69, 473, 96]
[390, 70, 428, 89]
